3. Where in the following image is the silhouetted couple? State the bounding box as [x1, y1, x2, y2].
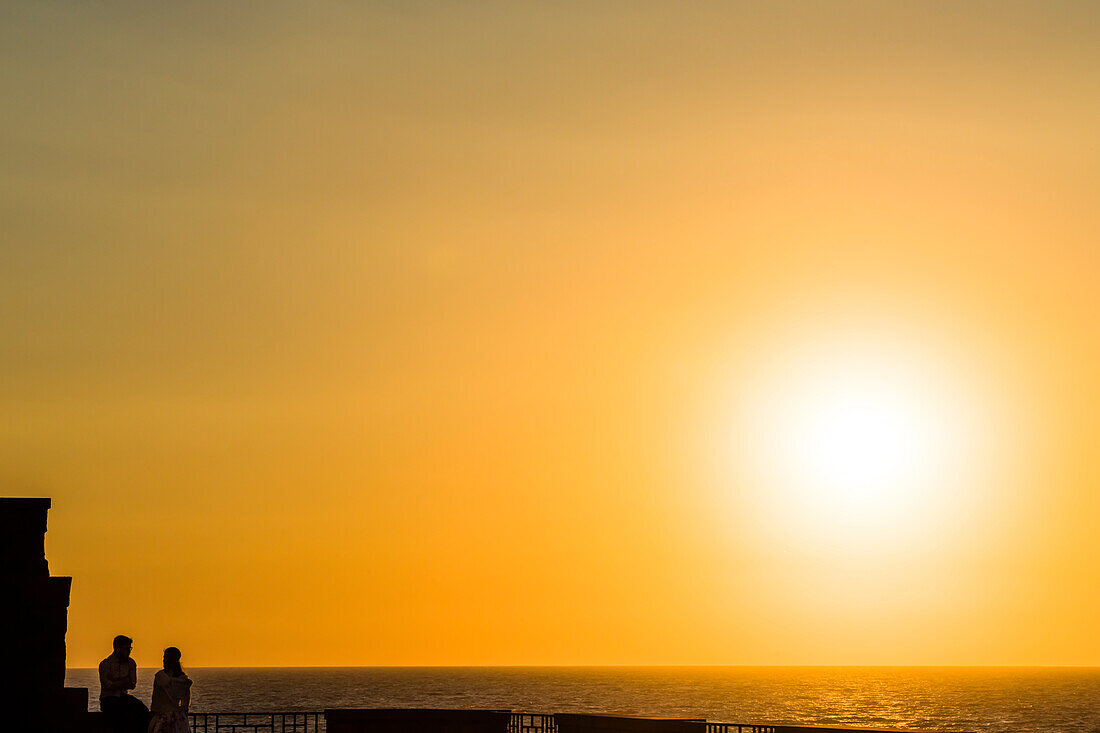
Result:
[100, 635, 193, 733]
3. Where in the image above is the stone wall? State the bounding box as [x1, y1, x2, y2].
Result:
[0, 498, 89, 732]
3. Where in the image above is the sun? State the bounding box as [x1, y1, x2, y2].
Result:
[780, 372, 935, 516]
[730, 332, 974, 544]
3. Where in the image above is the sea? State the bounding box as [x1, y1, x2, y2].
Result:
[66, 666, 1100, 733]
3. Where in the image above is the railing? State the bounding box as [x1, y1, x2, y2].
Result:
[185, 712, 786, 733]
[186, 710, 552, 733]
[707, 724, 777, 733]
[511, 713, 559, 733]
[188, 712, 324, 733]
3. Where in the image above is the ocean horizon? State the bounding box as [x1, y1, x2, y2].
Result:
[66, 665, 1100, 733]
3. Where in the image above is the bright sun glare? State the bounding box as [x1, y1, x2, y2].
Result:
[732, 331, 975, 545]
[788, 375, 930, 502]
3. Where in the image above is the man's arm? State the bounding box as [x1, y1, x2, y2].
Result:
[124, 659, 137, 691]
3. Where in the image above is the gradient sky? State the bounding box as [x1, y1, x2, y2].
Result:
[2, 2, 1098, 668]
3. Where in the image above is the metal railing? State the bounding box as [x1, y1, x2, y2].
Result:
[186, 710, 552, 733]
[185, 712, 785, 733]
[511, 713, 559, 733]
[707, 724, 777, 733]
[188, 712, 323, 733]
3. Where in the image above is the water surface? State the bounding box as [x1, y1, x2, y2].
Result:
[66, 666, 1100, 733]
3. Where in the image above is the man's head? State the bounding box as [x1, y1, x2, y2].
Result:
[112, 635, 133, 659]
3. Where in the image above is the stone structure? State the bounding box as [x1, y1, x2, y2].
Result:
[0, 498, 89, 732]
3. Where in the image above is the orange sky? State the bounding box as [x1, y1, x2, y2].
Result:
[1, 2, 1098, 667]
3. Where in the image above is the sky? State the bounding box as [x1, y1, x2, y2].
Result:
[1, 1, 1098, 668]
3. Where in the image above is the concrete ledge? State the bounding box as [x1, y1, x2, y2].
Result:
[325, 708, 513, 733]
[555, 713, 707, 733]
[771, 727, 918, 733]
[85, 712, 112, 733]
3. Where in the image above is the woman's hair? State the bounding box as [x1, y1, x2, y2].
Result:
[163, 646, 184, 676]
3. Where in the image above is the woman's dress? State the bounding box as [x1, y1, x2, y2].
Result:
[148, 669, 192, 733]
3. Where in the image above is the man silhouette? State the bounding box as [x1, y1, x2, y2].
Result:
[99, 635, 149, 733]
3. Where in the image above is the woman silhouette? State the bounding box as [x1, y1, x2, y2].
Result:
[149, 647, 193, 733]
